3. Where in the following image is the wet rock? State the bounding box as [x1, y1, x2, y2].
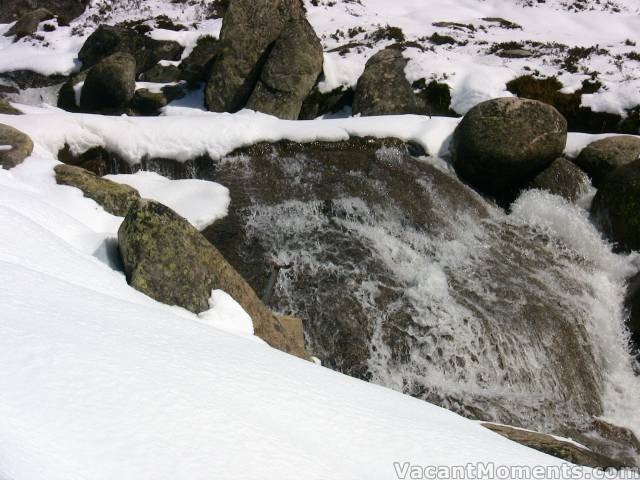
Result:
[0, 0, 87, 24]
[626, 273, 640, 352]
[179, 36, 219, 87]
[118, 199, 309, 359]
[575, 136, 640, 188]
[0, 98, 21, 115]
[54, 164, 141, 216]
[591, 159, 640, 252]
[205, 0, 304, 112]
[481, 423, 628, 469]
[451, 97, 567, 199]
[141, 63, 181, 83]
[352, 47, 422, 117]
[246, 18, 323, 119]
[80, 52, 136, 114]
[78, 25, 184, 74]
[4, 8, 53, 39]
[0, 123, 33, 169]
[528, 157, 589, 202]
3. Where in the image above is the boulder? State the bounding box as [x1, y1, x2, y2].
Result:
[54, 164, 141, 216]
[179, 36, 219, 87]
[0, 0, 87, 24]
[4, 8, 53, 39]
[626, 273, 640, 352]
[528, 157, 589, 202]
[0, 123, 33, 169]
[591, 159, 640, 252]
[575, 136, 640, 188]
[118, 199, 309, 359]
[130, 88, 167, 116]
[141, 63, 181, 83]
[245, 18, 323, 119]
[451, 97, 567, 198]
[205, 0, 304, 112]
[57, 69, 88, 112]
[80, 52, 136, 114]
[78, 25, 183, 74]
[352, 47, 422, 117]
[0, 98, 21, 115]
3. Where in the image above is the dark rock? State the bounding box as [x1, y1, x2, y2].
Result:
[57, 69, 88, 112]
[4, 8, 53, 39]
[0, 98, 21, 115]
[246, 18, 323, 119]
[299, 85, 354, 120]
[54, 164, 141, 216]
[482, 423, 629, 469]
[130, 88, 167, 116]
[352, 47, 422, 117]
[118, 198, 310, 359]
[141, 63, 181, 83]
[626, 273, 640, 352]
[78, 25, 184, 74]
[0, 70, 66, 90]
[451, 97, 567, 199]
[591, 159, 640, 252]
[412, 78, 457, 117]
[0, 0, 88, 24]
[205, 0, 304, 112]
[179, 36, 219, 87]
[575, 136, 640, 188]
[528, 157, 589, 202]
[80, 52, 136, 114]
[0, 123, 33, 169]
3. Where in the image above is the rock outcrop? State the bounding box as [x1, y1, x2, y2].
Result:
[0, 123, 33, 169]
[591, 159, 640, 253]
[79, 52, 136, 114]
[118, 199, 309, 359]
[528, 157, 589, 202]
[352, 47, 421, 117]
[54, 164, 141, 216]
[575, 136, 640, 188]
[4, 8, 53, 39]
[451, 97, 567, 199]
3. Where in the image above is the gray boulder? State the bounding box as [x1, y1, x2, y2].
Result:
[179, 36, 219, 87]
[0, 123, 33, 169]
[205, 0, 304, 112]
[4, 8, 53, 39]
[352, 47, 422, 117]
[54, 164, 140, 216]
[528, 157, 589, 202]
[451, 97, 567, 198]
[246, 18, 323, 120]
[575, 136, 640, 188]
[118, 199, 310, 359]
[591, 159, 640, 253]
[80, 52, 136, 114]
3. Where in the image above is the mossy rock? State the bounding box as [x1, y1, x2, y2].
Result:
[528, 157, 589, 202]
[0, 123, 33, 170]
[0, 98, 21, 115]
[575, 136, 640, 188]
[80, 52, 136, 114]
[54, 164, 141, 216]
[118, 199, 310, 359]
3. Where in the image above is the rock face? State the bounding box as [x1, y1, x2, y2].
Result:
[0, 123, 33, 169]
[54, 164, 141, 216]
[0, 0, 87, 24]
[352, 48, 422, 117]
[451, 97, 567, 198]
[627, 273, 640, 352]
[78, 25, 183, 74]
[118, 199, 309, 359]
[246, 18, 323, 119]
[4, 8, 53, 39]
[80, 52, 136, 114]
[575, 136, 640, 188]
[205, 0, 304, 113]
[179, 36, 219, 87]
[528, 157, 589, 202]
[591, 159, 640, 253]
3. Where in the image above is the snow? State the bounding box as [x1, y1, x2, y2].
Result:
[0, 145, 12, 151]
[198, 290, 256, 339]
[105, 171, 229, 230]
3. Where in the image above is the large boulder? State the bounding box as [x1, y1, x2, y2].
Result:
[54, 164, 141, 216]
[205, 0, 304, 112]
[118, 199, 309, 359]
[179, 36, 219, 87]
[246, 18, 323, 119]
[575, 136, 640, 188]
[78, 25, 183, 74]
[528, 157, 589, 202]
[626, 273, 640, 352]
[451, 97, 567, 198]
[4, 8, 53, 39]
[0, 0, 87, 24]
[80, 52, 136, 114]
[352, 47, 422, 117]
[591, 159, 640, 252]
[0, 123, 33, 169]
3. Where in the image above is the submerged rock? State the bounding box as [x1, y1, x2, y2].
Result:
[80, 52, 136, 114]
[451, 97, 567, 199]
[0, 123, 33, 169]
[352, 47, 421, 117]
[118, 199, 309, 359]
[54, 164, 140, 216]
[528, 157, 589, 202]
[575, 136, 640, 188]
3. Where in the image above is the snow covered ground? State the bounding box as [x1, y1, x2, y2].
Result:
[0, 110, 622, 480]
